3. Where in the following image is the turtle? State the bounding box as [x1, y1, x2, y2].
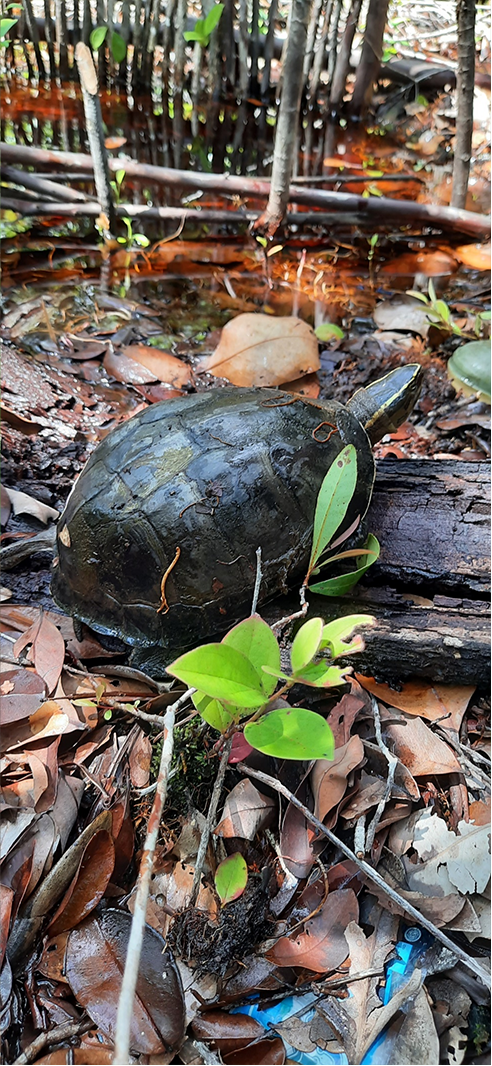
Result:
[51, 363, 423, 675]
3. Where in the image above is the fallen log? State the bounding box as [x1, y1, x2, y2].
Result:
[2, 459, 489, 685]
[0, 143, 489, 238]
[266, 459, 491, 686]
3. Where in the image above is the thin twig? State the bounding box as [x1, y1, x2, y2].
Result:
[112, 686, 195, 1066]
[271, 583, 309, 633]
[251, 547, 263, 615]
[191, 738, 233, 904]
[14, 1019, 94, 1065]
[235, 761, 491, 989]
[365, 696, 399, 852]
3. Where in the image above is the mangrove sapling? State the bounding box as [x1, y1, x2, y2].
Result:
[166, 446, 377, 761]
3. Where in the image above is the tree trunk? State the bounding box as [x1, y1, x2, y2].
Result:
[451, 0, 476, 208]
[349, 0, 389, 116]
[329, 0, 363, 110]
[253, 0, 313, 235]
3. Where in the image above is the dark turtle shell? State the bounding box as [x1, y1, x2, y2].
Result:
[51, 387, 375, 673]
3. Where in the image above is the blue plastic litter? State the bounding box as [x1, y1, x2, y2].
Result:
[233, 926, 434, 1065]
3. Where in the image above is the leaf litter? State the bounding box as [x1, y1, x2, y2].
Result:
[0, 93, 490, 1066]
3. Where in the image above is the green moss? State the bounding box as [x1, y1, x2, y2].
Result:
[152, 717, 219, 814]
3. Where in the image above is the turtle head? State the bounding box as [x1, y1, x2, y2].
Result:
[346, 363, 423, 445]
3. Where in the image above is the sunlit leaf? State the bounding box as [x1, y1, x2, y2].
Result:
[90, 25, 107, 50]
[167, 644, 266, 708]
[214, 852, 248, 905]
[320, 614, 376, 659]
[309, 535, 381, 596]
[244, 708, 334, 760]
[293, 662, 350, 688]
[192, 690, 237, 732]
[222, 615, 280, 697]
[314, 322, 345, 341]
[203, 2, 224, 37]
[308, 445, 357, 572]
[290, 617, 323, 675]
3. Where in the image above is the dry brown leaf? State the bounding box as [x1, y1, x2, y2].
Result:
[311, 734, 365, 824]
[121, 344, 193, 386]
[381, 708, 461, 775]
[372, 295, 432, 337]
[356, 675, 475, 732]
[454, 242, 491, 270]
[5, 487, 59, 525]
[201, 313, 320, 386]
[128, 729, 152, 789]
[13, 614, 66, 696]
[265, 888, 358, 971]
[281, 372, 320, 397]
[103, 347, 157, 384]
[65, 910, 185, 1053]
[214, 779, 276, 839]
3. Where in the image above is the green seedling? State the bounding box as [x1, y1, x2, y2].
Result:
[90, 25, 126, 63]
[183, 3, 224, 46]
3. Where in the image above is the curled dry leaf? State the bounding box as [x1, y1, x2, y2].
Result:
[391, 808, 491, 898]
[5, 487, 59, 525]
[14, 614, 66, 696]
[214, 779, 276, 840]
[65, 909, 185, 1054]
[128, 728, 152, 789]
[120, 343, 193, 387]
[266, 888, 358, 972]
[103, 347, 157, 384]
[201, 313, 320, 386]
[191, 1010, 266, 1053]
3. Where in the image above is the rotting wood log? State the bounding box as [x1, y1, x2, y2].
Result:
[0, 143, 489, 238]
[265, 459, 490, 686]
[1, 457, 489, 685]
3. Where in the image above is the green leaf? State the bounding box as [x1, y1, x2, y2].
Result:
[222, 615, 280, 697]
[215, 852, 248, 905]
[183, 27, 206, 44]
[0, 17, 17, 37]
[433, 299, 451, 323]
[290, 617, 323, 675]
[406, 290, 429, 304]
[319, 613, 376, 658]
[308, 445, 358, 572]
[447, 340, 491, 402]
[115, 168, 126, 185]
[428, 278, 437, 304]
[133, 232, 150, 247]
[110, 29, 126, 63]
[167, 643, 266, 708]
[309, 534, 381, 596]
[192, 690, 236, 732]
[314, 323, 345, 341]
[293, 662, 350, 688]
[244, 708, 335, 760]
[203, 2, 224, 36]
[90, 25, 108, 50]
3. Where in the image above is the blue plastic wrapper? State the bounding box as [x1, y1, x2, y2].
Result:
[234, 926, 434, 1065]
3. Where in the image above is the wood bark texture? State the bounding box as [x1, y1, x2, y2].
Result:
[267, 459, 491, 685]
